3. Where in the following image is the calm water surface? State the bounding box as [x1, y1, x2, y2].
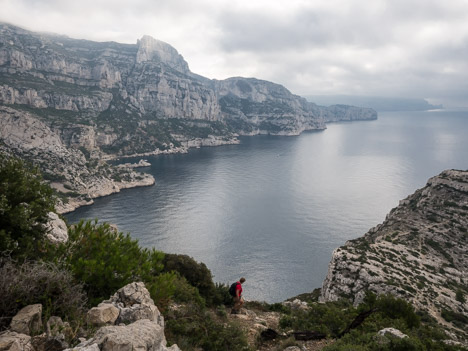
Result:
[66, 110, 468, 302]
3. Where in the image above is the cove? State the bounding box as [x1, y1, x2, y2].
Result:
[66, 110, 468, 302]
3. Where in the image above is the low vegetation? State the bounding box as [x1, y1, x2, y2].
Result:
[0, 153, 466, 350]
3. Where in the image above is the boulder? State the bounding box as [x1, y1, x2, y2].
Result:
[66, 282, 180, 351]
[87, 304, 119, 326]
[0, 331, 33, 351]
[67, 319, 180, 351]
[10, 304, 42, 336]
[110, 282, 154, 306]
[103, 282, 163, 326]
[45, 212, 68, 243]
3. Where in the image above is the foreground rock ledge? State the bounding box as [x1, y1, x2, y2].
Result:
[66, 282, 179, 351]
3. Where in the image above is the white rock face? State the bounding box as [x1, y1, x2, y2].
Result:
[45, 212, 68, 243]
[10, 304, 42, 336]
[320, 170, 468, 333]
[137, 35, 189, 73]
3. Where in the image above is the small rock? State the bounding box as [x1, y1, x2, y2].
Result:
[87, 304, 119, 326]
[378, 327, 408, 339]
[0, 331, 33, 351]
[10, 304, 43, 336]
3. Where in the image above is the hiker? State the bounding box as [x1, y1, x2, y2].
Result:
[230, 277, 246, 314]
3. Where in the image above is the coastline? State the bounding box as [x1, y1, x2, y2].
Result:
[58, 120, 372, 215]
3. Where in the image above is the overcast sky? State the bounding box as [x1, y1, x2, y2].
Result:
[1, 0, 468, 107]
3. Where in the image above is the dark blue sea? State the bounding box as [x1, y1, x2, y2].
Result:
[66, 110, 468, 302]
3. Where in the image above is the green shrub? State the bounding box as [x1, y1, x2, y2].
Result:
[455, 289, 465, 304]
[170, 274, 205, 307]
[0, 154, 55, 258]
[165, 303, 250, 351]
[55, 220, 167, 306]
[0, 258, 86, 331]
[163, 253, 224, 306]
[279, 299, 355, 337]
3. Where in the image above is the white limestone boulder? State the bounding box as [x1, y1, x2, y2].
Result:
[87, 304, 119, 326]
[10, 304, 42, 336]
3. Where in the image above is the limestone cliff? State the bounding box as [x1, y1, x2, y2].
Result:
[320, 170, 468, 336]
[0, 105, 154, 213]
[0, 22, 377, 211]
[0, 22, 376, 148]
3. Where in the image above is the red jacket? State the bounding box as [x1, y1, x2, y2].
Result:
[235, 282, 242, 297]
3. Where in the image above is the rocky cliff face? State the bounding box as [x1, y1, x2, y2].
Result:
[0, 105, 155, 213]
[320, 170, 468, 336]
[0, 22, 376, 147]
[0, 22, 376, 211]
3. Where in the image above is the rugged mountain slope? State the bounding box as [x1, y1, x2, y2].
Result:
[0, 22, 376, 211]
[0, 22, 376, 151]
[0, 105, 155, 213]
[320, 170, 468, 337]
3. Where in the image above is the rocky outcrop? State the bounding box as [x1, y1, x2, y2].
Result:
[68, 282, 179, 351]
[45, 212, 68, 243]
[10, 305, 42, 336]
[0, 105, 155, 214]
[320, 170, 468, 333]
[214, 77, 327, 135]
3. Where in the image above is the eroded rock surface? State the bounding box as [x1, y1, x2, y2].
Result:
[321, 170, 468, 335]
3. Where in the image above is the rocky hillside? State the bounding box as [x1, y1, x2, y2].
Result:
[0, 22, 376, 212]
[320, 170, 468, 337]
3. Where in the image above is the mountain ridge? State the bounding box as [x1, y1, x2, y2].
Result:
[0, 22, 376, 212]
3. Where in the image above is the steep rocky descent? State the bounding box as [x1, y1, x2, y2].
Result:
[320, 170, 468, 337]
[0, 105, 155, 213]
[214, 78, 377, 135]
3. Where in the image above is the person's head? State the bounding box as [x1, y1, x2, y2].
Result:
[239, 277, 246, 284]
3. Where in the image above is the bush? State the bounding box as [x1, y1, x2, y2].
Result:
[54, 220, 168, 306]
[163, 253, 225, 306]
[0, 154, 55, 257]
[0, 257, 86, 331]
[279, 299, 355, 337]
[165, 303, 250, 351]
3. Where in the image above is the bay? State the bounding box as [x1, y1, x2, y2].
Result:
[66, 110, 468, 302]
